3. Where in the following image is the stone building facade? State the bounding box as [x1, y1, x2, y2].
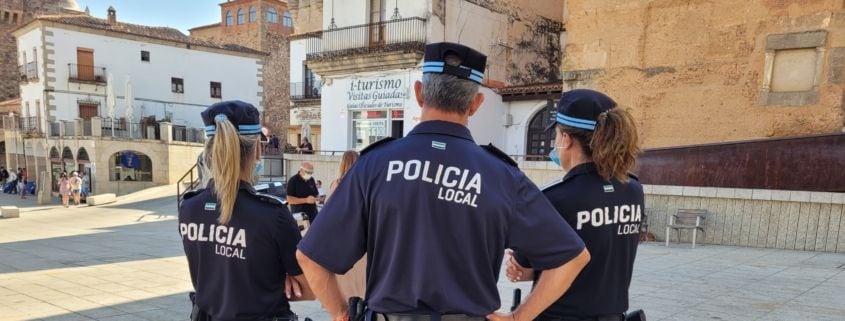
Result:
[0, 0, 81, 102]
[189, 0, 294, 138]
[564, 0, 845, 148]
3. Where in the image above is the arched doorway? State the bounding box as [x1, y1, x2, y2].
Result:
[525, 99, 557, 161]
[50, 147, 62, 192]
[77, 147, 92, 195]
[109, 151, 153, 182]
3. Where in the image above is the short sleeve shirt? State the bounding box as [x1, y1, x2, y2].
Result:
[298, 120, 585, 317]
[179, 181, 302, 321]
[286, 174, 318, 218]
[516, 162, 644, 319]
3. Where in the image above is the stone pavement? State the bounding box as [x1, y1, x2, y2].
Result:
[1, 187, 844, 321]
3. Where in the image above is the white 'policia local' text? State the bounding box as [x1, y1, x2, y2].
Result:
[180, 223, 247, 260]
[575, 204, 643, 235]
[386, 160, 481, 208]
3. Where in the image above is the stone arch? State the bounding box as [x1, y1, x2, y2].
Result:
[77, 147, 90, 164]
[49, 146, 60, 162]
[525, 100, 557, 160]
[61, 146, 74, 162]
[109, 150, 153, 182]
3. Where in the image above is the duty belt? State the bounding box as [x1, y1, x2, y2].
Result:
[373, 313, 484, 321]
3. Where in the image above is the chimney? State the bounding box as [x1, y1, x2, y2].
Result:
[107, 6, 116, 25]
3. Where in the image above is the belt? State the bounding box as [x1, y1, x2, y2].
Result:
[372, 313, 484, 321]
[537, 314, 624, 321]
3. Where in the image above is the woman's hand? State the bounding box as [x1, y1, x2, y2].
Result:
[505, 250, 534, 282]
[284, 274, 303, 299]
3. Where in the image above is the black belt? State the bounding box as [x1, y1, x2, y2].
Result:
[537, 314, 624, 321]
[372, 314, 484, 321]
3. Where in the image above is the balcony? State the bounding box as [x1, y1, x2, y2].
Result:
[18, 62, 38, 82]
[301, 17, 427, 76]
[68, 64, 107, 84]
[290, 81, 322, 100]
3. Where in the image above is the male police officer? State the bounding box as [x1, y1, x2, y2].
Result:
[296, 42, 590, 321]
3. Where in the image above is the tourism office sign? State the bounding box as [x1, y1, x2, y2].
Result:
[346, 76, 408, 109]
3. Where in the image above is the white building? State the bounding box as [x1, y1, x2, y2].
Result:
[289, 0, 565, 156]
[3, 7, 266, 196]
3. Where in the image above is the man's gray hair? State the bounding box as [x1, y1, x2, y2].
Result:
[421, 73, 480, 114]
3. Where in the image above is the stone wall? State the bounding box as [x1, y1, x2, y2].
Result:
[564, 0, 845, 148]
[288, 0, 322, 34]
[0, 0, 81, 101]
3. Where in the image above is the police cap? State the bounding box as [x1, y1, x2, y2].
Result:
[545, 89, 617, 132]
[202, 100, 263, 138]
[422, 42, 487, 84]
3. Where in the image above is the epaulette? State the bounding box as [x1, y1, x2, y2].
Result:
[360, 137, 397, 156]
[254, 192, 288, 206]
[628, 172, 639, 181]
[481, 143, 517, 167]
[183, 188, 205, 200]
[539, 177, 564, 191]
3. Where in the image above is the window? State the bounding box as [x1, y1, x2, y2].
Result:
[350, 110, 404, 150]
[12, 13, 17, 24]
[21, 51, 26, 64]
[141, 50, 150, 62]
[171, 77, 184, 93]
[225, 10, 233, 26]
[525, 100, 557, 160]
[3, 12, 9, 23]
[210, 82, 222, 98]
[249, 6, 256, 22]
[237, 8, 244, 24]
[267, 8, 277, 23]
[761, 30, 826, 106]
[110, 151, 153, 182]
[283, 11, 292, 27]
[78, 103, 98, 119]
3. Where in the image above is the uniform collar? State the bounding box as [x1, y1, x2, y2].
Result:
[208, 179, 258, 194]
[562, 162, 598, 182]
[408, 120, 474, 142]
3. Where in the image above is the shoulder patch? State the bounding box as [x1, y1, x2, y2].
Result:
[480, 143, 517, 167]
[254, 192, 288, 206]
[539, 177, 564, 191]
[183, 188, 205, 200]
[360, 137, 397, 156]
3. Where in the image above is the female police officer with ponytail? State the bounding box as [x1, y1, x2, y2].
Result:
[179, 100, 313, 321]
[508, 89, 644, 321]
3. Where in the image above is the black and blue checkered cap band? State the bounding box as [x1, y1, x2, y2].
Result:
[205, 124, 262, 137]
[422, 61, 484, 84]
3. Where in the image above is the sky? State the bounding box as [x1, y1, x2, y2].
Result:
[75, 0, 224, 33]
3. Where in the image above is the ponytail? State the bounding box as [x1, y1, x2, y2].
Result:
[207, 117, 258, 225]
[590, 108, 641, 182]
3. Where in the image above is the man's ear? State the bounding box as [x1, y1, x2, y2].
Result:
[467, 92, 484, 117]
[414, 81, 424, 107]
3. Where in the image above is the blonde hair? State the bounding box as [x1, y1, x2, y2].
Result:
[337, 150, 359, 180]
[206, 117, 258, 225]
[559, 107, 641, 182]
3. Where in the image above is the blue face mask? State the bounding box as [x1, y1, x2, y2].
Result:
[549, 147, 561, 166]
[254, 160, 264, 178]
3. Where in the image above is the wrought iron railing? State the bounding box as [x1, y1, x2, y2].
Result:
[304, 17, 426, 59]
[68, 64, 107, 84]
[290, 81, 322, 100]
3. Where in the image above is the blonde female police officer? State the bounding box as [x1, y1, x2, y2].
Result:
[296, 42, 590, 321]
[180, 101, 312, 321]
[508, 89, 644, 321]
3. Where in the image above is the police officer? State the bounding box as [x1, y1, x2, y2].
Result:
[179, 101, 313, 321]
[507, 89, 645, 321]
[295, 42, 591, 321]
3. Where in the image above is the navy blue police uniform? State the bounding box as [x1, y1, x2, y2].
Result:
[297, 43, 586, 319]
[515, 90, 645, 321]
[179, 101, 304, 321]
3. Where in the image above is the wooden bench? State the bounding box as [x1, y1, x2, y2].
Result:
[665, 209, 707, 248]
[87, 193, 117, 206]
[0, 206, 19, 218]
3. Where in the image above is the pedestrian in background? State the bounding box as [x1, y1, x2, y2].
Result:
[59, 172, 71, 208]
[70, 172, 82, 205]
[324, 150, 365, 300]
[286, 162, 319, 222]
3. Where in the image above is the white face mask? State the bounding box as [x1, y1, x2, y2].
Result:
[301, 173, 312, 181]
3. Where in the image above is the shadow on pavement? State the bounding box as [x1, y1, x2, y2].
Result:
[99, 195, 179, 218]
[0, 219, 183, 274]
[30, 292, 191, 321]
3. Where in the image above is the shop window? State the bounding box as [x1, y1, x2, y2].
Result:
[110, 151, 153, 182]
[350, 109, 404, 150]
